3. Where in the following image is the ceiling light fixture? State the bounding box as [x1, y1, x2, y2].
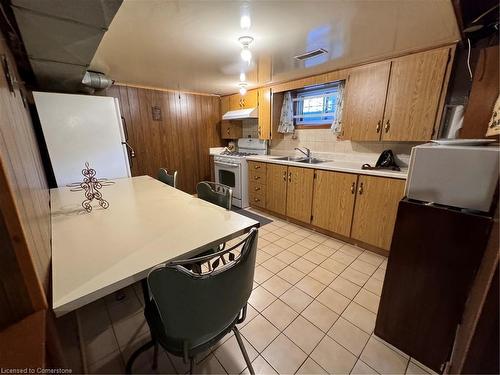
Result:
[238, 36, 254, 63]
[239, 72, 246, 82]
[239, 83, 248, 95]
[240, 15, 251, 30]
[240, 2, 251, 30]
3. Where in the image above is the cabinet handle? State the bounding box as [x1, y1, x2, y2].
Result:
[288, 172, 292, 183]
[282, 171, 287, 181]
[254, 176, 260, 180]
[358, 182, 364, 195]
[254, 198, 260, 202]
[376, 120, 381, 133]
[384, 120, 390, 133]
[226, 128, 230, 135]
[350, 182, 356, 194]
[254, 187, 261, 191]
[254, 165, 260, 169]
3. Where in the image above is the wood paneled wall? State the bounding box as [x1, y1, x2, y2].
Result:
[106, 85, 222, 193]
[0, 31, 50, 328]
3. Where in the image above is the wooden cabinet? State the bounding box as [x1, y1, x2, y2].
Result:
[247, 160, 406, 253]
[342, 62, 391, 141]
[258, 87, 271, 140]
[227, 89, 259, 111]
[286, 166, 314, 223]
[221, 120, 242, 139]
[312, 171, 358, 237]
[351, 175, 405, 250]
[343, 47, 451, 142]
[265, 163, 288, 215]
[220, 96, 230, 116]
[382, 48, 450, 141]
[248, 161, 267, 208]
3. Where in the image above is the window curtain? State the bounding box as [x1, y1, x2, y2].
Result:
[331, 81, 345, 133]
[277, 92, 295, 134]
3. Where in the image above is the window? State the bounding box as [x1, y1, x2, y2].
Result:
[293, 83, 341, 127]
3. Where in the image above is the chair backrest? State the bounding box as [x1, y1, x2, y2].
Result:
[196, 181, 232, 210]
[147, 228, 258, 352]
[158, 168, 177, 188]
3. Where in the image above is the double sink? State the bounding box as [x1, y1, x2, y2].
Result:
[274, 156, 330, 164]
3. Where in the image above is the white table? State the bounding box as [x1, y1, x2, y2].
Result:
[51, 175, 258, 317]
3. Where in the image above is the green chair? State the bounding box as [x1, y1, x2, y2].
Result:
[196, 181, 232, 210]
[158, 168, 177, 188]
[125, 228, 258, 374]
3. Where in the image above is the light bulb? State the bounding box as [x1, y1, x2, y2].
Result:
[240, 15, 251, 30]
[239, 72, 246, 82]
[241, 46, 252, 63]
[239, 85, 247, 95]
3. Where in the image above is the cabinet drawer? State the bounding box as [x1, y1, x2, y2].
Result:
[248, 161, 266, 172]
[249, 181, 266, 195]
[249, 191, 266, 208]
[249, 170, 266, 184]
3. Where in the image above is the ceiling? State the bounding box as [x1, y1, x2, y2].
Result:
[10, 0, 122, 92]
[92, 1, 458, 95]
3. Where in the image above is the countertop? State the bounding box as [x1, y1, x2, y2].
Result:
[245, 155, 408, 179]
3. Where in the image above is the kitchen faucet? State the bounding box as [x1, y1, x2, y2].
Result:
[295, 147, 311, 158]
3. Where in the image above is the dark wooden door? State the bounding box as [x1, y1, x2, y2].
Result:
[375, 199, 492, 372]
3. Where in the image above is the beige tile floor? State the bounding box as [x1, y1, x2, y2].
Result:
[79, 208, 437, 375]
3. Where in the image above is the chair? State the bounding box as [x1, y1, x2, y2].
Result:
[196, 181, 232, 210]
[158, 168, 177, 188]
[126, 228, 258, 374]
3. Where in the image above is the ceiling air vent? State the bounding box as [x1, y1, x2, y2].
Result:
[294, 48, 328, 61]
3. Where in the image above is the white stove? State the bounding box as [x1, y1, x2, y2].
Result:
[214, 138, 267, 208]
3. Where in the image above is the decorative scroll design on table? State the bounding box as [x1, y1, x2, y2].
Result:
[67, 162, 114, 213]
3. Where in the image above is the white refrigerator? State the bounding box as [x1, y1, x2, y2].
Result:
[33, 92, 133, 187]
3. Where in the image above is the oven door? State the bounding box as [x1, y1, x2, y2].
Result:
[214, 161, 242, 200]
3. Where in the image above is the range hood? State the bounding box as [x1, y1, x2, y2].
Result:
[222, 107, 258, 120]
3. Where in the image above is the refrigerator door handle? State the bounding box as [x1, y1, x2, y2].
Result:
[122, 141, 135, 169]
[121, 116, 129, 141]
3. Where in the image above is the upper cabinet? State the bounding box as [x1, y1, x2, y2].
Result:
[342, 47, 451, 142]
[258, 87, 271, 140]
[342, 62, 391, 141]
[382, 48, 450, 141]
[227, 89, 258, 111]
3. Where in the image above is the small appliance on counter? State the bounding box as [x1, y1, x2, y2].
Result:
[361, 149, 401, 171]
[405, 142, 499, 212]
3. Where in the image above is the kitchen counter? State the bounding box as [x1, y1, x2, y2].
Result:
[245, 154, 408, 179]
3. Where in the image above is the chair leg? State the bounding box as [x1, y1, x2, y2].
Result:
[189, 357, 195, 374]
[125, 340, 154, 374]
[152, 341, 159, 370]
[233, 326, 255, 375]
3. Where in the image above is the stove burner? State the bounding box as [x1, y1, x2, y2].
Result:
[220, 150, 257, 157]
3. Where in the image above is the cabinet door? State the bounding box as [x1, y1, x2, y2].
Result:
[221, 121, 242, 139]
[312, 171, 358, 237]
[382, 48, 449, 141]
[342, 62, 391, 141]
[242, 89, 258, 109]
[266, 163, 288, 215]
[258, 88, 271, 140]
[229, 94, 241, 110]
[220, 96, 230, 118]
[286, 166, 314, 223]
[351, 175, 405, 250]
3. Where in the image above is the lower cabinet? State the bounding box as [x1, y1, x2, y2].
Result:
[248, 161, 405, 252]
[312, 171, 358, 237]
[286, 166, 314, 223]
[351, 175, 406, 250]
[265, 163, 288, 215]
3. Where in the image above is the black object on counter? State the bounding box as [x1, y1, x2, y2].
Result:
[362, 149, 400, 171]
